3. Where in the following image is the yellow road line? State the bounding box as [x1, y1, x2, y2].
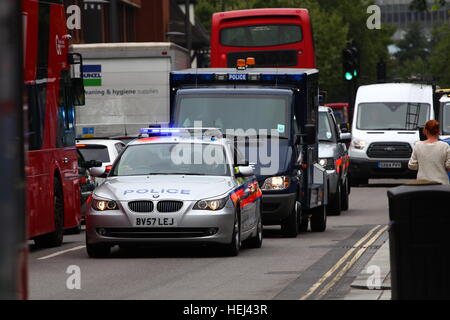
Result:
[299, 225, 382, 300]
[37, 245, 86, 260]
[316, 225, 389, 299]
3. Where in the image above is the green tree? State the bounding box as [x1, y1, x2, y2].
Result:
[395, 23, 430, 64]
[429, 25, 450, 87]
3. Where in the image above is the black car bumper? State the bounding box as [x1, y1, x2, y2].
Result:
[349, 158, 416, 179]
[261, 192, 296, 225]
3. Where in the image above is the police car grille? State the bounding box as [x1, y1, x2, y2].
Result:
[157, 201, 183, 213]
[128, 201, 154, 213]
[367, 142, 412, 159]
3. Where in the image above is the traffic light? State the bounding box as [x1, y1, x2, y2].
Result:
[342, 44, 359, 81]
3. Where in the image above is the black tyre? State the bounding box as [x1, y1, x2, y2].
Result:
[341, 180, 350, 211]
[223, 212, 241, 256]
[281, 202, 299, 238]
[310, 205, 327, 232]
[350, 176, 368, 187]
[245, 214, 263, 249]
[86, 242, 111, 258]
[34, 177, 64, 248]
[327, 183, 342, 216]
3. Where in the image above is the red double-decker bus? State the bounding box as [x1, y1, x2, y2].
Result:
[23, 0, 85, 247]
[210, 8, 316, 69]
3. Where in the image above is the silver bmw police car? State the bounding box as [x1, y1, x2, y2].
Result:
[86, 129, 263, 257]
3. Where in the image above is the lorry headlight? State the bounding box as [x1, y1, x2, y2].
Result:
[92, 198, 118, 211]
[262, 176, 290, 190]
[352, 139, 366, 150]
[193, 196, 229, 211]
[319, 158, 335, 170]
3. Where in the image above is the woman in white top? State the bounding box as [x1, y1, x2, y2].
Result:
[408, 120, 450, 185]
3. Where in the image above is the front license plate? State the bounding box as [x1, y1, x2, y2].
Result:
[378, 162, 402, 169]
[134, 217, 177, 227]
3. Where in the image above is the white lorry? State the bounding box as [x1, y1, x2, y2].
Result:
[349, 83, 435, 186]
[436, 90, 450, 140]
[72, 43, 190, 138]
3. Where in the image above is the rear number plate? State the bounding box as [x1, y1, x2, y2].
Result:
[378, 162, 402, 169]
[134, 217, 176, 227]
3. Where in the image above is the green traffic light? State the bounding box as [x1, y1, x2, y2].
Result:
[345, 72, 353, 81]
[354, 70, 358, 77]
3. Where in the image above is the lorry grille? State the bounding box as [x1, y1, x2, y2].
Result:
[227, 50, 297, 67]
[367, 142, 412, 159]
[157, 201, 183, 213]
[129, 201, 154, 213]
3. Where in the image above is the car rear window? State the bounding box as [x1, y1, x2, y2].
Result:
[77, 145, 110, 162]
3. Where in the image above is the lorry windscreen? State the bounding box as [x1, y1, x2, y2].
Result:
[443, 103, 450, 135]
[356, 102, 430, 130]
[174, 93, 291, 138]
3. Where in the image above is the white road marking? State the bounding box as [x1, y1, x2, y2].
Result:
[299, 225, 382, 300]
[37, 245, 86, 260]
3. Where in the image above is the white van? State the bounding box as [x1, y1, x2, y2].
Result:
[438, 93, 450, 140]
[349, 83, 434, 185]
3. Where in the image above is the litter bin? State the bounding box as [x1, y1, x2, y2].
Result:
[388, 184, 450, 300]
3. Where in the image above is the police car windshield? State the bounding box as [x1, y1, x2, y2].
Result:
[174, 93, 290, 138]
[357, 102, 430, 130]
[110, 143, 231, 177]
[443, 103, 450, 135]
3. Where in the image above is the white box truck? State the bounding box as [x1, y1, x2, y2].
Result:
[72, 43, 190, 138]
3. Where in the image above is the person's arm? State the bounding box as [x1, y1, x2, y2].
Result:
[408, 145, 418, 171]
[445, 145, 450, 172]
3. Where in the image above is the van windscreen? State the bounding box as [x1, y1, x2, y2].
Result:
[356, 102, 430, 130]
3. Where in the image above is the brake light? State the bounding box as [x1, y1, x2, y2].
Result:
[105, 165, 112, 173]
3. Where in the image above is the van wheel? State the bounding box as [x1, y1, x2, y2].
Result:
[327, 183, 342, 216]
[86, 243, 110, 258]
[34, 178, 64, 248]
[222, 211, 241, 256]
[341, 180, 349, 211]
[281, 202, 299, 238]
[310, 205, 327, 232]
[350, 176, 368, 187]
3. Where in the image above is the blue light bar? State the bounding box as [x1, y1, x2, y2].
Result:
[140, 128, 181, 135]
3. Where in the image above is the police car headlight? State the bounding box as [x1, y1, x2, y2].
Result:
[193, 196, 228, 211]
[92, 199, 118, 211]
[262, 176, 290, 190]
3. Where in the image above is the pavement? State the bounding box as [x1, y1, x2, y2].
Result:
[343, 238, 391, 300]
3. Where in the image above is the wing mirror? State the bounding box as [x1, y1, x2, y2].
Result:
[235, 166, 254, 177]
[89, 166, 106, 177]
[339, 132, 352, 143]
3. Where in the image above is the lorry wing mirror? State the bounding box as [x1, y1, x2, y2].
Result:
[303, 124, 317, 145]
[71, 78, 85, 106]
[294, 134, 302, 145]
[418, 126, 427, 141]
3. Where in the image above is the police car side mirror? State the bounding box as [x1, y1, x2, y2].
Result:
[89, 166, 106, 177]
[236, 166, 254, 177]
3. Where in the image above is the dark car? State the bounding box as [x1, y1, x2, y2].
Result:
[318, 106, 352, 216]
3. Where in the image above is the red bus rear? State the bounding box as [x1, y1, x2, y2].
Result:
[23, 0, 84, 247]
[210, 8, 316, 69]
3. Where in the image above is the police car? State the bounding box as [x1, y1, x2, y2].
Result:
[85, 128, 263, 257]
